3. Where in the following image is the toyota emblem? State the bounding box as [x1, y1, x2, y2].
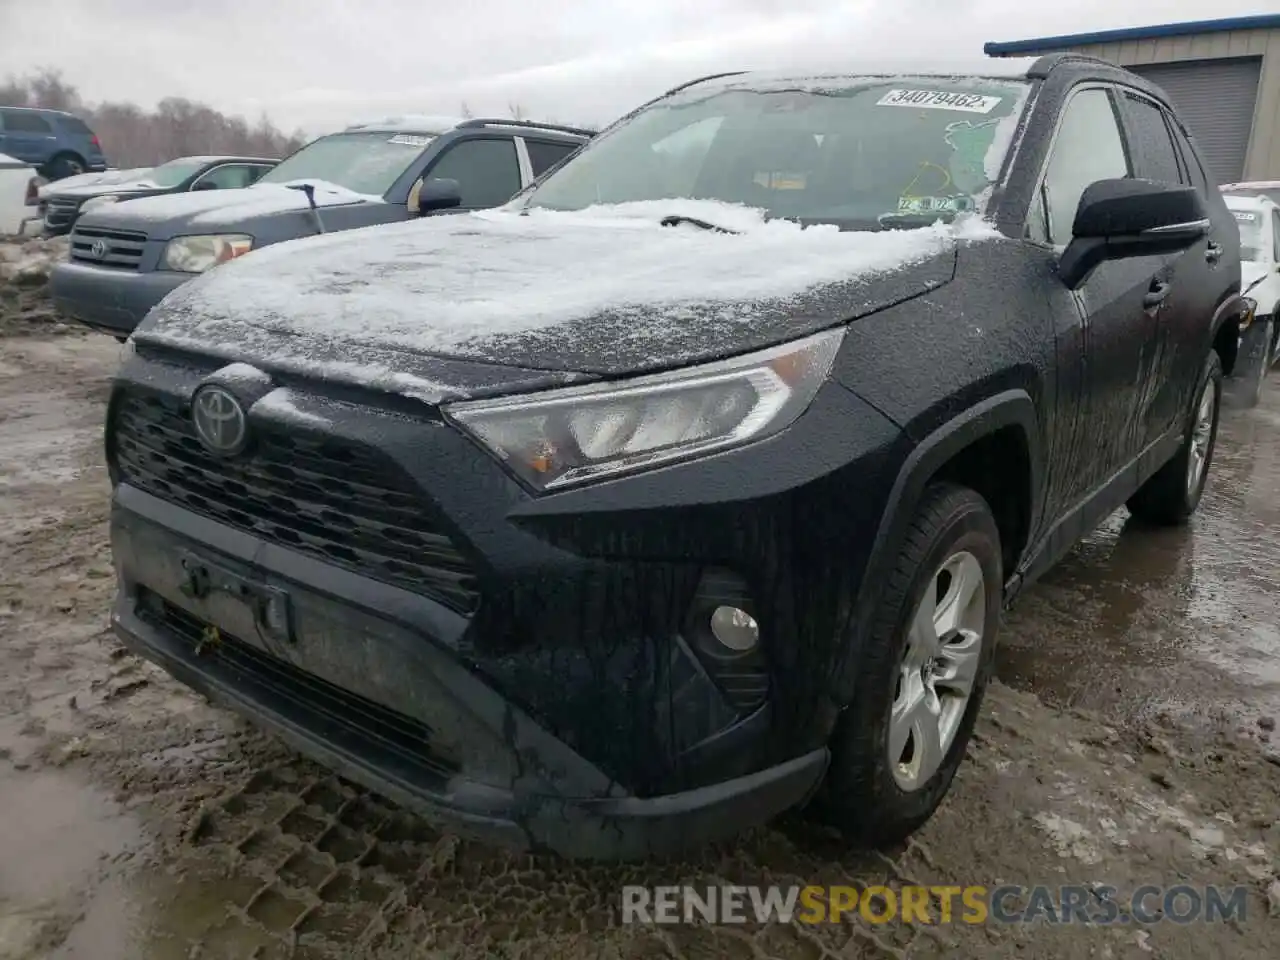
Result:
[90, 239, 109, 259]
[191, 385, 248, 456]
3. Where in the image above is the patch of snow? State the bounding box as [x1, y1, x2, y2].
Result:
[1032, 812, 1104, 865]
[150, 201, 1000, 367]
[344, 115, 462, 134]
[212, 362, 273, 389]
[37, 167, 152, 198]
[692, 58, 1040, 95]
[251, 389, 330, 427]
[983, 82, 1034, 183]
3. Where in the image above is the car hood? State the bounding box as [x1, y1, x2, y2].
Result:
[74, 179, 381, 238]
[137, 202, 1001, 402]
[54, 181, 165, 200]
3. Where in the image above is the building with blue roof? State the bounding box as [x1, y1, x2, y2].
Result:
[986, 15, 1280, 184]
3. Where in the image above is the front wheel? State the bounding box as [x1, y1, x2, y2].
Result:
[1224, 317, 1272, 408]
[812, 483, 1002, 846]
[43, 153, 85, 181]
[1127, 351, 1222, 525]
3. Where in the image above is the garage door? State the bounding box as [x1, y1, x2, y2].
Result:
[1127, 57, 1261, 184]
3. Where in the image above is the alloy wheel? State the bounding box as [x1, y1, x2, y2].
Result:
[1185, 379, 1216, 496]
[889, 550, 986, 792]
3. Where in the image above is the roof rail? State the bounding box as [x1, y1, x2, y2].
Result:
[661, 71, 748, 96]
[455, 118, 597, 138]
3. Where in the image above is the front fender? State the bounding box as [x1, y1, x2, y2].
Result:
[829, 390, 1040, 708]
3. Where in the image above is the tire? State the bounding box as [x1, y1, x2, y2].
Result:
[42, 153, 86, 182]
[1223, 317, 1271, 409]
[1127, 350, 1222, 526]
[812, 482, 1002, 846]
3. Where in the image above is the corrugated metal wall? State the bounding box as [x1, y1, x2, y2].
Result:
[1007, 27, 1280, 182]
[1128, 58, 1261, 182]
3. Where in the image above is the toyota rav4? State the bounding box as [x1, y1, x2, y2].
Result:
[106, 54, 1247, 860]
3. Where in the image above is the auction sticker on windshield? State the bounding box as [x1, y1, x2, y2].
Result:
[877, 90, 1002, 113]
[387, 134, 433, 146]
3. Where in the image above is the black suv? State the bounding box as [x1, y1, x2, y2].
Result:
[106, 54, 1246, 860]
[52, 116, 591, 339]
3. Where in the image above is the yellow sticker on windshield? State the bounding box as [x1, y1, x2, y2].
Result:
[753, 171, 808, 190]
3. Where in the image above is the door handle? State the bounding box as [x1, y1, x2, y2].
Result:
[1143, 280, 1171, 309]
[1205, 241, 1222, 264]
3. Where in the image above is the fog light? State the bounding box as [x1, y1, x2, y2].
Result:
[710, 605, 760, 653]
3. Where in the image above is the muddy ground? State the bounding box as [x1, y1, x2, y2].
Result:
[2, 292, 1279, 957]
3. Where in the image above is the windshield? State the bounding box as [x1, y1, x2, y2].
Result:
[257, 131, 433, 196]
[524, 77, 1030, 228]
[139, 158, 210, 188]
[1232, 208, 1265, 261]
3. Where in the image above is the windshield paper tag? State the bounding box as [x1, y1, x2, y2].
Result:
[387, 134, 433, 146]
[877, 90, 1002, 113]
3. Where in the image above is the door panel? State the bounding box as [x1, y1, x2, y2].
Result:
[1031, 85, 1154, 501]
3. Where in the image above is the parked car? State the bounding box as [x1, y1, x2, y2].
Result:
[107, 54, 1247, 860]
[1223, 192, 1280, 401]
[0, 107, 108, 180]
[51, 117, 592, 339]
[38, 155, 278, 236]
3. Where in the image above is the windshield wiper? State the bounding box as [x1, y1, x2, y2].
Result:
[660, 214, 739, 234]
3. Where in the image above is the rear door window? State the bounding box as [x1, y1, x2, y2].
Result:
[525, 139, 580, 178]
[1120, 92, 1182, 184]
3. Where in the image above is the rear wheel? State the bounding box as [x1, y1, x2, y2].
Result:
[812, 483, 1001, 846]
[43, 153, 85, 181]
[1127, 351, 1222, 525]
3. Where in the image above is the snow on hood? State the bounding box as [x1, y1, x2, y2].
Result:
[140, 200, 1000, 394]
[37, 167, 151, 198]
[80, 179, 380, 228]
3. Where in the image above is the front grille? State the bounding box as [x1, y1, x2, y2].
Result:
[138, 591, 460, 781]
[113, 390, 480, 613]
[45, 197, 83, 228]
[70, 224, 147, 270]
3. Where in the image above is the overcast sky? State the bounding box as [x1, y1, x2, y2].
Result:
[0, 1, 1266, 135]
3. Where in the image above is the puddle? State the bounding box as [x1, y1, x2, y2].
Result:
[999, 376, 1280, 725]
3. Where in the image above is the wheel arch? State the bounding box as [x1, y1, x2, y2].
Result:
[1210, 293, 1252, 377]
[830, 390, 1041, 707]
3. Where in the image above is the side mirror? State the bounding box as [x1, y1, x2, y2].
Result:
[192, 180, 219, 191]
[1058, 178, 1209, 289]
[415, 177, 462, 215]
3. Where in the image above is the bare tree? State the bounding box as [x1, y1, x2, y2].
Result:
[507, 100, 527, 121]
[458, 100, 474, 119]
[0, 67, 307, 167]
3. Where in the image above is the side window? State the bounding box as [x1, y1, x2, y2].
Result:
[1272, 211, 1280, 262]
[2, 110, 53, 133]
[426, 138, 522, 208]
[191, 164, 260, 190]
[525, 139, 580, 178]
[1121, 93, 1182, 184]
[1035, 88, 1130, 247]
[1168, 120, 1208, 192]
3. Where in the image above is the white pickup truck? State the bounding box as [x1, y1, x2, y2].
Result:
[1222, 190, 1280, 405]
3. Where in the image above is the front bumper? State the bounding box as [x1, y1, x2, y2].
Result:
[51, 261, 188, 335]
[111, 488, 828, 859]
[106, 348, 905, 857]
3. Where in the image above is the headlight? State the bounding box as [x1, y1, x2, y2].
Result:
[161, 234, 253, 273]
[446, 327, 845, 491]
[80, 194, 120, 211]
